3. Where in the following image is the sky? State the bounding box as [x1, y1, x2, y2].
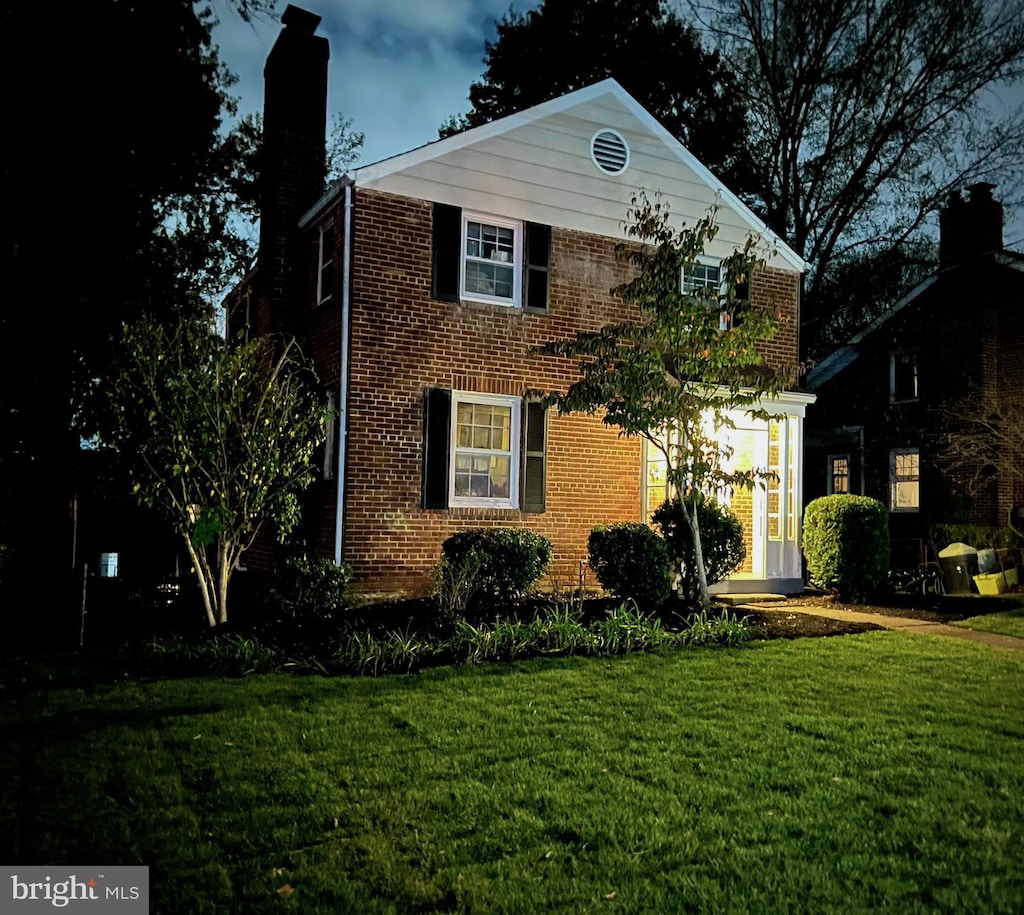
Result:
[211, 0, 539, 171]
[210, 0, 1024, 250]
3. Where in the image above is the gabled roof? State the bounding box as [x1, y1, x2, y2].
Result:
[806, 250, 1024, 390]
[300, 79, 807, 273]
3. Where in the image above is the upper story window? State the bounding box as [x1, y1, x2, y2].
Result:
[890, 448, 920, 512]
[433, 203, 550, 313]
[828, 454, 850, 494]
[317, 223, 335, 305]
[461, 214, 523, 307]
[890, 352, 918, 402]
[681, 258, 722, 296]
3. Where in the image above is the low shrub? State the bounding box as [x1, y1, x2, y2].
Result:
[273, 556, 354, 621]
[441, 529, 553, 607]
[679, 608, 750, 647]
[803, 495, 889, 602]
[591, 601, 674, 654]
[652, 497, 746, 601]
[588, 523, 672, 607]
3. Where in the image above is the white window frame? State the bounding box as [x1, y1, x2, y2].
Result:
[449, 392, 521, 509]
[460, 212, 523, 308]
[889, 351, 919, 403]
[681, 256, 723, 296]
[889, 448, 920, 512]
[317, 223, 334, 305]
[827, 454, 851, 494]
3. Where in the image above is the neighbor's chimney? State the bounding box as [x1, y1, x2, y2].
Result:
[257, 4, 329, 338]
[939, 182, 1004, 269]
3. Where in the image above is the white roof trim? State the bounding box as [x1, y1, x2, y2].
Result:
[300, 79, 808, 271]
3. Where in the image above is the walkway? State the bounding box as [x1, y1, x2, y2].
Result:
[729, 596, 1024, 651]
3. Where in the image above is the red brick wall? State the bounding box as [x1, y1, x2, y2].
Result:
[304, 188, 801, 596]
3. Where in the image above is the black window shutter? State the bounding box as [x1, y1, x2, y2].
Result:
[422, 388, 451, 509]
[432, 203, 461, 302]
[522, 400, 547, 512]
[523, 223, 551, 314]
[731, 275, 750, 329]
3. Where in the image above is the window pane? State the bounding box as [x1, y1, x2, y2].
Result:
[452, 400, 515, 502]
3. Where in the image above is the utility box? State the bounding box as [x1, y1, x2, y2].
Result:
[938, 542, 979, 594]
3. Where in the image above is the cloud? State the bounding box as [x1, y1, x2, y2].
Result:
[211, 0, 539, 166]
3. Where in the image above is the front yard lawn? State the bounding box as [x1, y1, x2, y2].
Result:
[953, 604, 1024, 640]
[3, 632, 1023, 913]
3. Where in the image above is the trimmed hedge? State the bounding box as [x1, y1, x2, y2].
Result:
[441, 528, 553, 606]
[652, 497, 746, 601]
[588, 523, 672, 607]
[803, 495, 889, 602]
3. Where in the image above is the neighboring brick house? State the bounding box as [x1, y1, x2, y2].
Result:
[805, 183, 1024, 566]
[230, 7, 814, 597]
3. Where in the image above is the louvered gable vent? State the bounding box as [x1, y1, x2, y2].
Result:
[590, 129, 629, 175]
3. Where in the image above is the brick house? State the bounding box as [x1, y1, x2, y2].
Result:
[230, 6, 814, 598]
[804, 183, 1024, 566]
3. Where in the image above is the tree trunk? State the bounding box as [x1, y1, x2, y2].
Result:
[217, 542, 230, 625]
[684, 497, 711, 610]
[183, 535, 217, 627]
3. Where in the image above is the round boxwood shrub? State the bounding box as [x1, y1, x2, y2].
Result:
[587, 523, 672, 607]
[803, 495, 889, 602]
[652, 497, 746, 601]
[441, 528, 553, 605]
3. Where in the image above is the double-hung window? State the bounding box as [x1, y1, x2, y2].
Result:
[890, 448, 920, 512]
[828, 454, 851, 494]
[317, 223, 335, 305]
[451, 394, 520, 507]
[890, 352, 919, 402]
[422, 388, 547, 512]
[681, 258, 722, 296]
[433, 203, 550, 312]
[681, 257, 748, 331]
[461, 214, 522, 307]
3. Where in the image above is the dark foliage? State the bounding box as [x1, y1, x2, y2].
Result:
[1, 0, 258, 617]
[588, 523, 673, 607]
[652, 497, 746, 601]
[441, 0, 754, 194]
[442, 529, 553, 606]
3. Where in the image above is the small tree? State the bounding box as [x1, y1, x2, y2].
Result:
[542, 193, 790, 609]
[937, 388, 1024, 537]
[105, 317, 329, 627]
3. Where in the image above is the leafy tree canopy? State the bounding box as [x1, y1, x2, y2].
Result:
[441, 0, 754, 192]
[103, 317, 329, 627]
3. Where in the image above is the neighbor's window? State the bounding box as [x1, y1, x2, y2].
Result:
[461, 214, 522, 307]
[890, 352, 918, 402]
[890, 448, 920, 511]
[828, 454, 850, 494]
[450, 393, 521, 508]
[317, 223, 335, 305]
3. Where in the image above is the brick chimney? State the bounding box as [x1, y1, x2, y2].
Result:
[257, 4, 329, 338]
[939, 182, 1004, 268]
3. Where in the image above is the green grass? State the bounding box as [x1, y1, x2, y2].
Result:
[3, 632, 1023, 913]
[953, 605, 1024, 639]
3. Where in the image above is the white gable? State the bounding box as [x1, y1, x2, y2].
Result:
[344, 80, 806, 274]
